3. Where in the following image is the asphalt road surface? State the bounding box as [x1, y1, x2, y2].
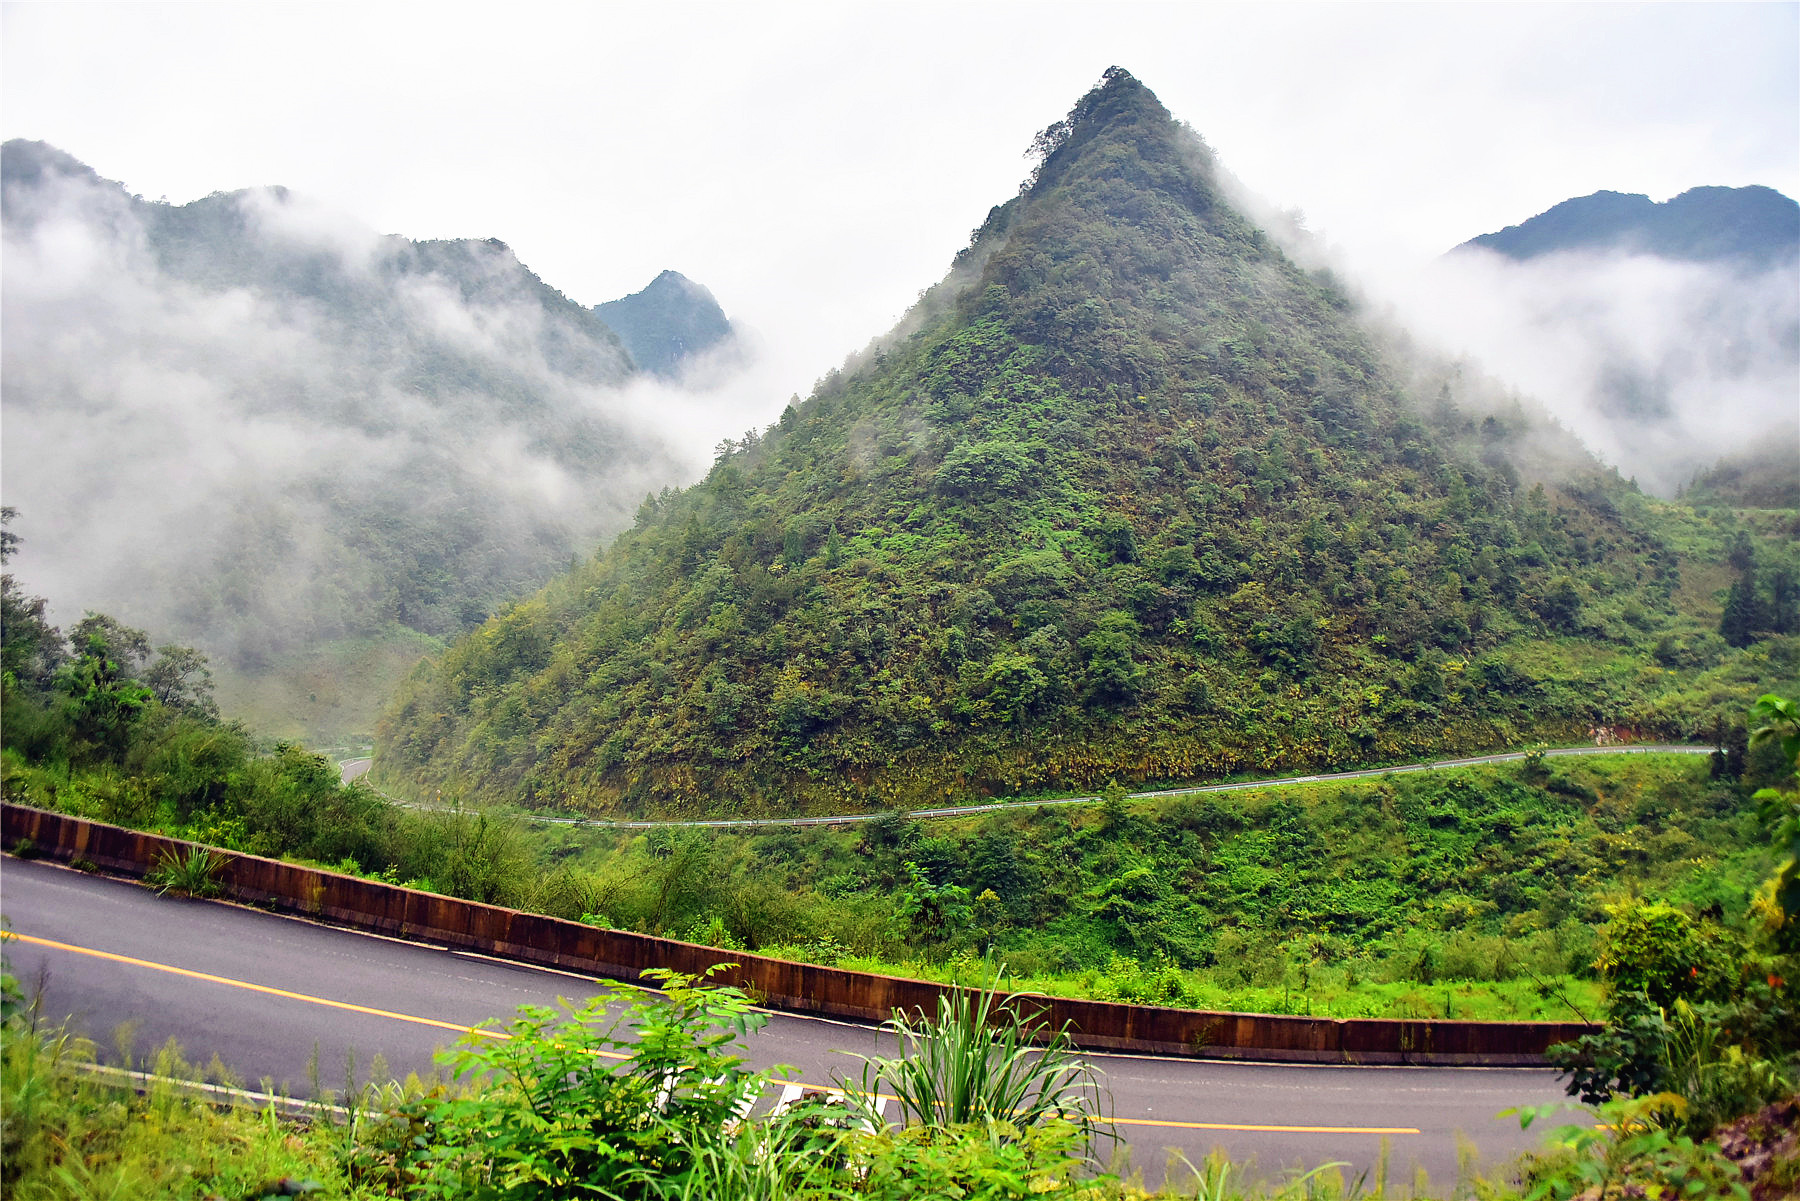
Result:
[1, 857, 1576, 1190]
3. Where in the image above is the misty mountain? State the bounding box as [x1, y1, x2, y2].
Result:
[0, 139, 740, 738]
[1387, 185, 1800, 498]
[375, 69, 1790, 818]
[1457, 186, 1799, 268]
[1682, 440, 1800, 510]
[596, 269, 733, 377]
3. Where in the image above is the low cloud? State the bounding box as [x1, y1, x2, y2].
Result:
[0, 152, 777, 679]
[1354, 242, 1798, 495]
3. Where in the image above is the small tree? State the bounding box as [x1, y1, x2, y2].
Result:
[1593, 900, 1732, 1008]
[1749, 693, 1799, 950]
[1719, 569, 1767, 647]
[56, 625, 152, 763]
[894, 860, 973, 946]
[144, 644, 218, 719]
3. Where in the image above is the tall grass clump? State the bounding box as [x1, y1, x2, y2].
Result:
[146, 844, 227, 897]
[840, 970, 1110, 1149]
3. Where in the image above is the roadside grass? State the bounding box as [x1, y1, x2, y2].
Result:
[0, 972, 1560, 1200]
[0, 1011, 368, 1200]
[774, 954, 1606, 1023]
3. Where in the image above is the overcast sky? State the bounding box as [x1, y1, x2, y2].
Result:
[4, 1, 1796, 410]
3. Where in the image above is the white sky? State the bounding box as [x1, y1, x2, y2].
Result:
[4, 1, 1796, 410]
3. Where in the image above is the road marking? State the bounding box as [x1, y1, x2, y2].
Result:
[7, 932, 1421, 1135]
[1, 932, 624, 1058]
[1112, 1115, 1418, 1134]
[72, 1061, 351, 1118]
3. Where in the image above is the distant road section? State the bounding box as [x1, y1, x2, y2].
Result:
[339, 757, 373, 783]
[345, 743, 1715, 829]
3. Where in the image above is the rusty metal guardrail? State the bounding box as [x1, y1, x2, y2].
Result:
[1, 803, 1593, 1065]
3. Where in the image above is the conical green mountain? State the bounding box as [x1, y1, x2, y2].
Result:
[375, 69, 1787, 815]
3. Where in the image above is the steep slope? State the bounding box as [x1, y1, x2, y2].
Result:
[1457, 185, 1799, 267]
[375, 69, 1794, 815]
[0, 140, 716, 737]
[596, 270, 733, 376]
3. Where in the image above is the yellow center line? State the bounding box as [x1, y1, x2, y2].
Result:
[2, 931, 624, 1058]
[5, 932, 1417, 1132]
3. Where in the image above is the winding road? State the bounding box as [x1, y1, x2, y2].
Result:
[340, 743, 1713, 828]
[12, 748, 1668, 1186]
[2, 857, 1578, 1190]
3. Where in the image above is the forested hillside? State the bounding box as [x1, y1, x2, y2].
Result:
[0, 141, 734, 738]
[376, 69, 1798, 816]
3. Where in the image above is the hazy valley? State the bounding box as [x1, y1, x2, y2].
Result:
[1, 138, 740, 739]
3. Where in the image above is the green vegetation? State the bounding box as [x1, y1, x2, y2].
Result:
[13, 693, 1774, 1020]
[844, 972, 1106, 1137]
[3, 500, 1788, 1021]
[0, 524, 541, 905]
[1, 1001, 359, 1198]
[1682, 441, 1800, 510]
[3, 699, 1793, 1198]
[448, 751, 1776, 1021]
[7, 957, 1794, 1200]
[375, 69, 1798, 818]
[147, 845, 228, 898]
[1533, 693, 1799, 1196]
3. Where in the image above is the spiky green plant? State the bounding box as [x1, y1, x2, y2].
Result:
[839, 973, 1110, 1150]
[146, 846, 226, 898]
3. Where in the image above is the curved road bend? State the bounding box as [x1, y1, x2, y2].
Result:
[3, 858, 1574, 1190]
[342, 744, 1715, 829]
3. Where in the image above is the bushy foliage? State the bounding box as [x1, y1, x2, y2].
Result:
[0, 578, 545, 909]
[1512, 1094, 1750, 1201]
[403, 969, 774, 1199]
[1593, 901, 1737, 1009]
[364, 969, 1118, 1201]
[1546, 694, 1799, 1141]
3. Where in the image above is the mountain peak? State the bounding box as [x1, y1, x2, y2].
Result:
[375, 70, 1718, 819]
[1, 138, 102, 189]
[595, 270, 732, 376]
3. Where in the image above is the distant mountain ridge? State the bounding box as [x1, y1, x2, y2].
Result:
[1436, 183, 1800, 499]
[597, 269, 733, 376]
[1456, 185, 1799, 267]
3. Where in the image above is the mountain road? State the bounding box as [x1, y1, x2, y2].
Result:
[3, 857, 1578, 1190]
